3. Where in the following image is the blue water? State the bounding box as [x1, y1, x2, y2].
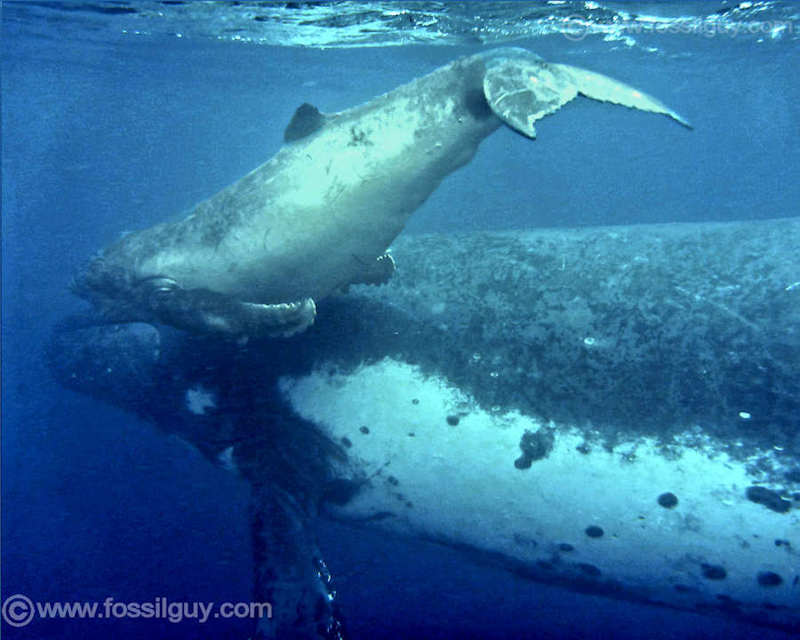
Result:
[2, 2, 799, 638]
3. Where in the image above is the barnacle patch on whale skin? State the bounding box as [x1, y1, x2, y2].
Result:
[514, 427, 555, 469]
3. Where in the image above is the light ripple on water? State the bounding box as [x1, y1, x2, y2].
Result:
[4, 1, 799, 49]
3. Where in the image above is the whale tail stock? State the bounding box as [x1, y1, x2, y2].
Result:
[482, 51, 692, 138]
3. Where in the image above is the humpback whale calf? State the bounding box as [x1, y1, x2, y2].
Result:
[73, 48, 689, 336]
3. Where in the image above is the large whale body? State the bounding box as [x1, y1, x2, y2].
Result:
[51, 220, 800, 638]
[73, 48, 689, 337]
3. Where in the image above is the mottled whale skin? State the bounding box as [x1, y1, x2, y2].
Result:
[48, 216, 800, 637]
[75, 48, 688, 336]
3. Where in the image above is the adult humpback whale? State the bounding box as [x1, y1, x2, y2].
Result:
[50, 220, 800, 638]
[73, 48, 689, 336]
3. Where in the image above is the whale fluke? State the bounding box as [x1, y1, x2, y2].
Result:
[554, 63, 692, 128]
[483, 56, 690, 138]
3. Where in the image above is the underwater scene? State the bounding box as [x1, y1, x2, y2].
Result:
[2, 1, 799, 638]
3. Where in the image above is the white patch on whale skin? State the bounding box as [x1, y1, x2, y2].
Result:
[217, 445, 238, 474]
[280, 358, 799, 622]
[185, 386, 216, 415]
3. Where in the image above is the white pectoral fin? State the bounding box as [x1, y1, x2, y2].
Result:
[483, 57, 691, 137]
[552, 63, 692, 128]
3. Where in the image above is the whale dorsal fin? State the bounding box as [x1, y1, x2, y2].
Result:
[284, 103, 327, 142]
[483, 57, 690, 138]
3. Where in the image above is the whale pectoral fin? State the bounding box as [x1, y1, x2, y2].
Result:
[332, 253, 396, 296]
[483, 59, 579, 138]
[238, 298, 317, 338]
[145, 281, 316, 337]
[483, 58, 691, 138]
[352, 252, 396, 287]
[551, 63, 692, 128]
